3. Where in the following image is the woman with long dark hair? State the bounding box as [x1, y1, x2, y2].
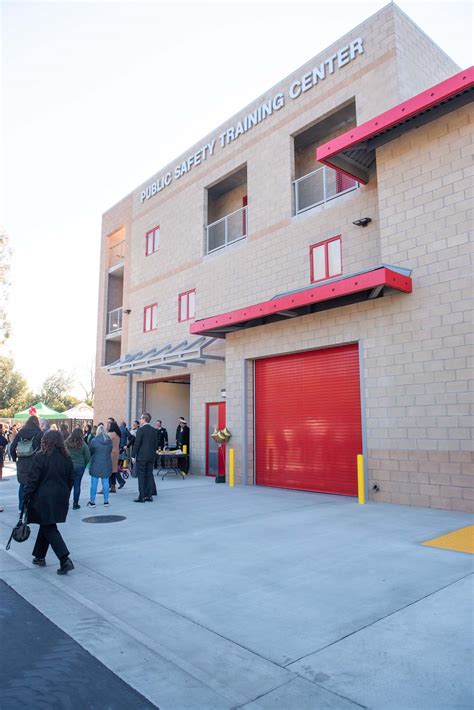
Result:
[10, 415, 43, 512]
[107, 417, 125, 492]
[65, 427, 91, 509]
[23, 430, 75, 574]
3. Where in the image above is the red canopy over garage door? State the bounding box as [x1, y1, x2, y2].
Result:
[255, 344, 362, 495]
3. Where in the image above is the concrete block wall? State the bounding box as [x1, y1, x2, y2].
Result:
[370, 102, 473, 511]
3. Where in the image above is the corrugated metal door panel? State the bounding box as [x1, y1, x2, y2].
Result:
[255, 344, 362, 495]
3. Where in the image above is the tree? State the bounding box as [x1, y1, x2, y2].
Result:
[0, 356, 31, 417]
[0, 228, 12, 350]
[79, 362, 95, 406]
[39, 371, 79, 412]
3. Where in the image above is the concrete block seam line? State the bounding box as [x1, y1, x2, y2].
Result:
[71, 555, 300, 677]
[232, 676, 367, 710]
[0, 545, 246, 707]
[285, 570, 474, 669]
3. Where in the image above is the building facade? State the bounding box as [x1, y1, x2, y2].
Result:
[95, 3, 473, 512]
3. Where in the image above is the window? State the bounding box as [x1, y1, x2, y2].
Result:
[143, 303, 158, 332]
[310, 236, 342, 283]
[145, 226, 160, 256]
[178, 289, 196, 322]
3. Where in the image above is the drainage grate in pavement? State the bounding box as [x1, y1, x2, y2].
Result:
[82, 515, 126, 523]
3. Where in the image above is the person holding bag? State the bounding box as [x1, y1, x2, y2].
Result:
[23, 430, 75, 575]
[10, 415, 43, 512]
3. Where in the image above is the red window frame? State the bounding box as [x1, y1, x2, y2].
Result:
[178, 289, 196, 322]
[143, 303, 158, 332]
[145, 226, 160, 256]
[310, 236, 342, 283]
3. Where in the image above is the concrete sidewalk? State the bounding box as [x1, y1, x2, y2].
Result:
[0, 465, 473, 709]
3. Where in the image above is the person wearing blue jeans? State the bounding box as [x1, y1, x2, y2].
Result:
[87, 424, 113, 508]
[89, 474, 109, 505]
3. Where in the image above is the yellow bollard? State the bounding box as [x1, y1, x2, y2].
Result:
[357, 454, 365, 504]
[229, 448, 235, 487]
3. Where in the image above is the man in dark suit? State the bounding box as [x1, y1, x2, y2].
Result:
[155, 420, 168, 450]
[132, 413, 158, 502]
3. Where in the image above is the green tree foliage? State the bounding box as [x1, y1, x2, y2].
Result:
[0, 357, 31, 417]
[38, 371, 79, 412]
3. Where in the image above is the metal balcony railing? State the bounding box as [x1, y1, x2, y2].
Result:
[108, 307, 123, 334]
[109, 240, 125, 267]
[206, 206, 247, 254]
[293, 166, 358, 214]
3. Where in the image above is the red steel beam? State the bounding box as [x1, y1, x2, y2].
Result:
[190, 267, 412, 336]
[316, 67, 474, 182]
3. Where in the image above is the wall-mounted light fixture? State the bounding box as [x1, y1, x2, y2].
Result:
[352, 217, 372, 228]
[123, 308, 131, 315]
[220, 388, 226, 399]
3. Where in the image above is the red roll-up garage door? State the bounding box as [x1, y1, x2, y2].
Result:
[255, 344, 362, 495]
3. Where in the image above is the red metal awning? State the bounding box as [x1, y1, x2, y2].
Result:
[190, 266, 412, 338]
[316, 67, 474, 184]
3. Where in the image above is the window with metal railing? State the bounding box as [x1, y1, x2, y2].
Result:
[108, 307, 123, 334]
[206, 205, 247, 254]
[109, 240, 125, 267]
[293, 166, 358, 214]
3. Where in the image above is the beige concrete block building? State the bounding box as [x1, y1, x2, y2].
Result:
[95, 3, 473, 512]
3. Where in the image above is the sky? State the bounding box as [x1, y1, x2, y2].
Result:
[1, 0, 473, 397]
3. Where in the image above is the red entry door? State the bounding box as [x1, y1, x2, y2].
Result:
[255, 344, 362, 495]
[206, 402, 226, 477]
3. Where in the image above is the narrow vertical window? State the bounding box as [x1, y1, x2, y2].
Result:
[145, 226, 160, 256]
[310, 236, 342, 283]
[178, 290, 196, 322]
[143, 303, 158, 332]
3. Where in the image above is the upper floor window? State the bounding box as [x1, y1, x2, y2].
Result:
[178, 289, 196, 322]
[206, 166, 247, 254]
[146, 226, 160, 256]
[293, 102, 358, 214]
[310, 236, 342, 283]
[143, 303, 158, 332]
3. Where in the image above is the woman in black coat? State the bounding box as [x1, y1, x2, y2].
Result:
[23, 430, 75, 575]
[10, 415, 43, 512]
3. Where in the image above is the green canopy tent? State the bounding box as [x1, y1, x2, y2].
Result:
[14, 402, 67, 420]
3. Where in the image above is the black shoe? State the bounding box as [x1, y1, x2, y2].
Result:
[73, 503, 81, 510]
[33, 557, 46, 567]
[57, 558, 74, 575]
[133, 497, 146, 503]
[118, 482, 125, 489]
[145, 497, 153, 501]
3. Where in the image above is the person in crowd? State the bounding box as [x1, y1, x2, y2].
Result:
[0, 424, 8, 481]
[60, 423, 70, 441]
[24, 430, 75, 575]
[132, 413, 158, 502]
[50, 424, 58, 431]
[65, 427, 91, 510]
[119, 421, 129, 449]
[107, 418, 125, 492]
[83, 423, 94, 445]
[127, 421, 140, 446]
[176, 417, 190, 453]
[39, 418, 51, 436]
[10, 415, 43, 512]
[155, 420, 168, 450]
[6, 425, 17, 461]
[88, 424, 112, 507]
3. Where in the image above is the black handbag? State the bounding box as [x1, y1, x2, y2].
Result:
[6, 505, 30, 550]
